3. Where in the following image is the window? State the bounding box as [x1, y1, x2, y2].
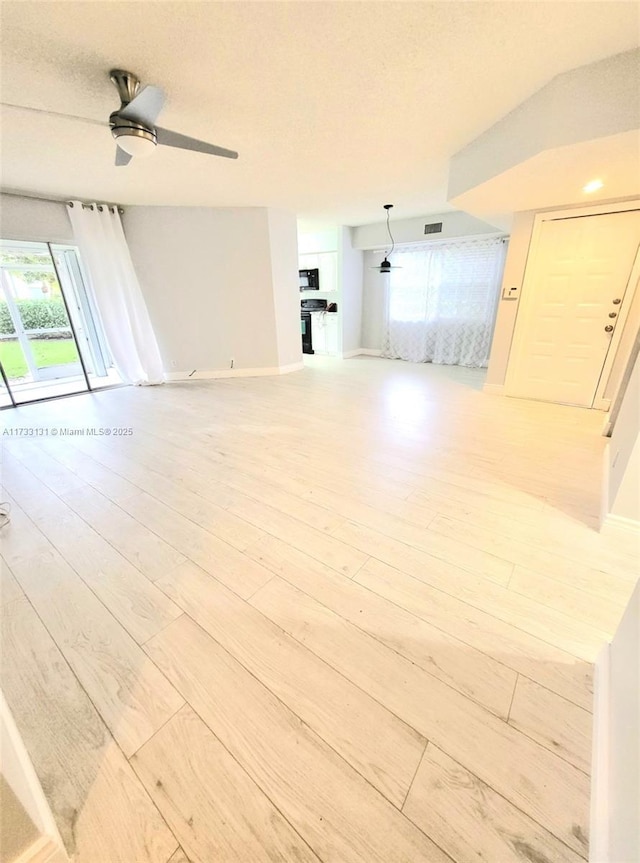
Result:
[383, 236, 506, 368]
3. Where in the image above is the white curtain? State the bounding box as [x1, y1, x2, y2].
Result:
[67, 201, 164, 385]
[382, 236, 506, 367]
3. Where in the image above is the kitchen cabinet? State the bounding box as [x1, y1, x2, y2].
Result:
[299, 252, 338, 293]
[311, 312, 339, 356]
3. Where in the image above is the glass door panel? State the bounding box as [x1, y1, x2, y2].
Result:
[0, 361, 15, 407]
[0, 241, 89, 404]
[51, 245, 121, 390]
[0, 239, 121, 406]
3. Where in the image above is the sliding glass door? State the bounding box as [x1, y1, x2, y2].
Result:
[0, 240, 120, 406]
[0, 362, 15, 407]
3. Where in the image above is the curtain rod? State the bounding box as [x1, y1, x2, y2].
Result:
[1, 189, 124, 214]
[67, 201, 124, 215]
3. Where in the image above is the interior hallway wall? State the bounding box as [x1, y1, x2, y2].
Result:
[598, 580, 640, 863]
[608, 350, 640, 522]
[123, 206, 301, 377]
[484, 210, 535, 387]
[268, 209, 303, 368]
[360, 253, 388, 352]
[340, 227, 363, 355]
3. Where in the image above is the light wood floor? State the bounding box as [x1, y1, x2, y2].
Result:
[1, 357, 638, 863]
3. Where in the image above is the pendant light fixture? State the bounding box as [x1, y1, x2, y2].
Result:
[371, 203, 401, 273]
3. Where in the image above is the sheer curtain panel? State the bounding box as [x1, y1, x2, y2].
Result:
[67, 201, 164, 385]
[382, 236, 506, 367]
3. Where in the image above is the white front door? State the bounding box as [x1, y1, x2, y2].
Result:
[506, 209, 640, 407]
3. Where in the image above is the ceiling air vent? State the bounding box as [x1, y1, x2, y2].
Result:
[424, 222, 443, 235]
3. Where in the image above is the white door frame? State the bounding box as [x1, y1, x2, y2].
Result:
[505, 199, 640, 409]
[1, 693, 69, 863]
[593, 241, 640, 409]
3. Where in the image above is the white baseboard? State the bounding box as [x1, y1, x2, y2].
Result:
[342, 348, 382, 359]
[278, 361, 305, 374]
[601, 512, 640, 536]
[590, 643, 611, 862]
[164, 362, 304, 382]
[483, 383, 505, 395]
[341, 349, 362, 359]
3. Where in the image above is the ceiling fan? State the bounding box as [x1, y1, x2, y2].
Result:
[2, 69, 239, 167]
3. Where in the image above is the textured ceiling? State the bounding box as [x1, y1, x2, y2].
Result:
[1, 1, 638, 225]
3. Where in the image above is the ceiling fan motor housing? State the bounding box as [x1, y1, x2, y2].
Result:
[109, 68, 157, 152]
[109, 68, 141, 108]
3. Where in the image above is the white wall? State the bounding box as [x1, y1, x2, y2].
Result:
[268, 209, 303, 367]
[124, 206, 301, 375]
[298, 226, 339, 254]
[608, 350, 640, 523]
[339, 227, 363, 355]
[591, 580, 640, 863]
[485, 210, 535, 387]
[0, 193, 74, 244]
[352, 210, 500, 250]
[361, 252, 387, 351]
[607, 580, 640, 863]
[611, 436, 640, 522]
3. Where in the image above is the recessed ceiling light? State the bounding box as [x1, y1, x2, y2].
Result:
[583, 179, 604, 194]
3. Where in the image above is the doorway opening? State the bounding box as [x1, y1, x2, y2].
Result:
[0, 239, 121, 407]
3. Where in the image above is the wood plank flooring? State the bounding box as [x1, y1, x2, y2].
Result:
[0, 595, 178, 863]
[1, 356, 638, 863]
[131, 705, 322, 863]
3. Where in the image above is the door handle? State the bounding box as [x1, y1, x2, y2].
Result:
[604, 325, 614, 332]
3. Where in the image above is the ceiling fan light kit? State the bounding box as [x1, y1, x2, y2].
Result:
[111, 126, 157, 157]
[371, 203, 401, 272]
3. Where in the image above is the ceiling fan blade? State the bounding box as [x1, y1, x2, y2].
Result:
[1, 102, 107, 127]
[119, 85, 165, 125]
[155, 126, 238, 159]
[115, 146, 132, 167]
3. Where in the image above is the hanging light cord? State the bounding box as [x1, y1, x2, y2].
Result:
[386, 207, 396, 259]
